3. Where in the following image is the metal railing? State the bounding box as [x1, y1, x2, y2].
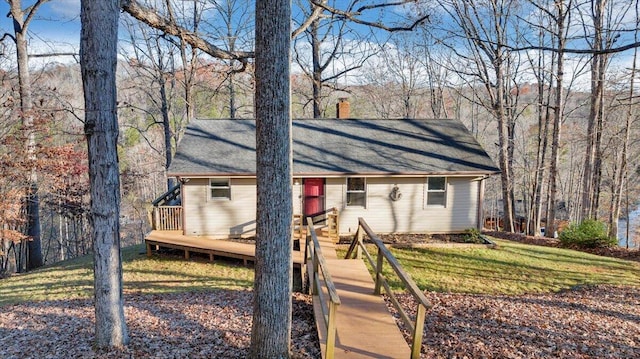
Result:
[305, 216, 340, 359]
[345, 217, 433, 359]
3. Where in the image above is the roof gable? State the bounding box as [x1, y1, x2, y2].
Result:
[168, 118, 499, 176]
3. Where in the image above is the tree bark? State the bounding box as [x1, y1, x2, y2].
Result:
[546, 0, 567, 238]
[80, 0, 129, 348]
[8, 0, 44, 270]
[311, 17, 322, 118]
[250, 0, 292, 357]
[608, 21, 637, 238]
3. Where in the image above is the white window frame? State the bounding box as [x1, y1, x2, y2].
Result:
[210, 178, 231, 200]
[426, 177, 447, 207]
[346, 177, 366, 208]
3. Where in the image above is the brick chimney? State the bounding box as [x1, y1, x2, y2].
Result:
[336, 98, 350, 119]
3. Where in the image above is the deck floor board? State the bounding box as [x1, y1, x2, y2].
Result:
[145, 230, 304, 265]
[314, 236, 412, 358]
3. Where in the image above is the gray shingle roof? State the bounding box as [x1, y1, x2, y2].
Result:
[167, 118, 500, 177]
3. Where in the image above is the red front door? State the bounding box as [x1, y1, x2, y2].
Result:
[304, 178, 325, 217]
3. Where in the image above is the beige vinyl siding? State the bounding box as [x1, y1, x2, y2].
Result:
[181, 176, 481, 237]
[328, 177, 480, 234]
[292, 179, 302, 216]
[183, 178, 257, 237]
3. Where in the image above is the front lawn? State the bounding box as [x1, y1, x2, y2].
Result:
[0, 244, 254, 306]
[365, 238, 640, 295]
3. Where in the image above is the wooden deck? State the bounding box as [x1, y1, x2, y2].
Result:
[313, 235, 412, 358]
[146, 229, 414, 358]
[145, 230, 305, 266]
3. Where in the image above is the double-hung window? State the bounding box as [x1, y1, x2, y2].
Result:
[210, 178, 231, 200]
[346, 177, 366, 207]
[426, 177, 446, 207]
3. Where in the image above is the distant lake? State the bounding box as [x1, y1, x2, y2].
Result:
[618, 206, 639, 249]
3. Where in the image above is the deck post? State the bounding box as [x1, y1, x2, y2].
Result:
[326, 301, 338, 359]
[356, 225, 364, 259]
[146, 241, 152, 257]
[411, 304, 427, 359]
[185, 250, 190, 260]
[374, 247, 384, 295]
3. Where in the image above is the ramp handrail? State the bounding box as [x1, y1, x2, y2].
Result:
[345, 217, 433, 359]
[305, 216, 340, 359]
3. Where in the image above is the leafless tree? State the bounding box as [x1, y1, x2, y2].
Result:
[251, 0, 292, 356]
[433, 0, 524, 232]
[80, 0, 129, 348]
[579, 0, 634, 221]
[3, 0, 46, 270]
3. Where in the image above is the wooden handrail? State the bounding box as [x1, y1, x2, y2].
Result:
[152, 184, 181, 207]
[305, 216, 340, 359]
[345, 217, 433, 359]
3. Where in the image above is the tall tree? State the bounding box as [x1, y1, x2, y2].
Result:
[435, 0, 522, 232]
[122, 15, 180, 191]
[579, 0, 633, 221]
[5, 0, 45, 270]
[80, 0, 129, 348]
[250, 0, 292, 357]
[545, 0, 570, 238]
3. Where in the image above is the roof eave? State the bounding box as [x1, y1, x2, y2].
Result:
[169, 170, 501, 178]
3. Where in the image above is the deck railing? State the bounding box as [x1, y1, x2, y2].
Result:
[152, 206, 183, 231]
[345, 217, 433, 359]
[294, 208, 339, 241]
[305, 216, 340, 359]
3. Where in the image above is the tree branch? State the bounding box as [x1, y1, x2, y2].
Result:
[23, 0, 50, 29]
[310, 0, 429, 32]
[0, 32, 16, 44]
[120, 0, 253, 61]
[29, 52, 78, 58]
[292, 1, 326, 38]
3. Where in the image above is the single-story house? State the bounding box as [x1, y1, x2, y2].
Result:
[163, 104, 499, 238]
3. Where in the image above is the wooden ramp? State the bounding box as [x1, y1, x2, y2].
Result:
[314, 236, 412, 358]
[145, 230, 305, 266]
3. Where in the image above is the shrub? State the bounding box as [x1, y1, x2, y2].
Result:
[463, 228, 484, 244]
[559, 219, 617, 248]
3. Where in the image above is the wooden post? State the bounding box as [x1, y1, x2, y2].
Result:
[356, 225, 363, 259]
[146, 241, 152, 257]
[411, 304, 427, 359]
[153, 207, 159, 230]
[312, 251, 319, 296]
[374, 247, 384, 295]
[326, 301, 338, 359]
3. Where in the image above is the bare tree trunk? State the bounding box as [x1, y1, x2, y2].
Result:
[8, 0, 44, 270]
[608, 15, 637, 238]
[311, 17, 322, 118]
[159, 80, 174, 190]
[546, 0, 568, 238]
[80, 0, 129, 348]
[581, 0, 607, 221]
[250, 0, 292, 357]
[496, 61, 515, 233]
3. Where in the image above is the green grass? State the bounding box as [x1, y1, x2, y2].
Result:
[4, 239, 639, 306]
[353, 239, 640, 295]
[0, 244, 254, 306]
